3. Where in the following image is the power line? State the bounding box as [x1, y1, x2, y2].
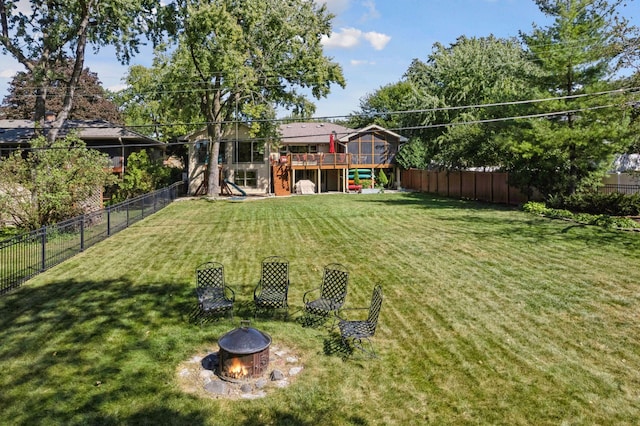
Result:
[3, 86, 636, 131]
[2, 101, 630, 153]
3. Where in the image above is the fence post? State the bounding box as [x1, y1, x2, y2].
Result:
[40, 228, 46, 272]
[107, 205, 111, 237]
[80, 216, 85, 252]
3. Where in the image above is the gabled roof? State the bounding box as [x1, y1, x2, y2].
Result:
[341, 124, 408, 143]
[277, 122, 408, 145]
[0, 119, 160, 146]
[278, 122, 354, 144]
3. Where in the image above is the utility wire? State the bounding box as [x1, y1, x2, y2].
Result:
[2, 86, 636, 131]
[4, 102, 628, 152]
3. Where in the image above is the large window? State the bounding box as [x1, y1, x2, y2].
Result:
[195, 139, 208, 164]
[195, 140, 227, 164]
[234, 169, 257, 187]
[234, 140, 263, 163]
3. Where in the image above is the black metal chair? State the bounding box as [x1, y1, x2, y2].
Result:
[253, 256, 290, 317]
[303, 263, 349, 318]
[195, 261, 235, 320]
[337, 284, 383, 358]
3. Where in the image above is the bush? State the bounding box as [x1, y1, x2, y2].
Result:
[377, 169, 389, 188]
[110, 150, 179, 203]
[522, 201, 640, 230]
[547, 192, 640, 216]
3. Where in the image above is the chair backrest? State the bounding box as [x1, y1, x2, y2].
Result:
[321, 263, 349, 305]
[367, 285, 383, 333]
[260, 256, 289, 290]
[196, 262, 225, 289]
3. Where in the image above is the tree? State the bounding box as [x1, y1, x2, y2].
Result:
[407, 36, 543, 170]
[144, 0, 345, 197]
[516, 0, 637, 195]
[0, 0, 163, 141]
[0, 61, 122, 122]
[355, 36, 541, 170]
[0, 135, 115, 230]
[110, 149, 178, 203]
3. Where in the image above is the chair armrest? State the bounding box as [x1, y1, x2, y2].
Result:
[303, 287, 320, 303]
[253, 280, 263, 299]
[224, 285, 236, 302]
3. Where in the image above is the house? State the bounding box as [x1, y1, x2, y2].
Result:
[183, 122, 407, 196]
[0, 119, 163, 176]
[181, 124, 268, 196]
[602, 153, 640, 193]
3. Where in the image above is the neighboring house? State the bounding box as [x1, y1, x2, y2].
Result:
[603, 153, 640, 192]
[0, 119, 163, 176]
[181, 124, 266, 196]
[182, 122, 408, 196]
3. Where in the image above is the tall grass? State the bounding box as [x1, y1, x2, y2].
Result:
[1, 193, 640, 425]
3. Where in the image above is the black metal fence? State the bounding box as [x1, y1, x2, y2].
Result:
[0, 182, 182, 295]
[599, 184, 640, 195]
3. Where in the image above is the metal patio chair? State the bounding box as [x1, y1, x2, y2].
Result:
[337, 284, 383, 358]
[253, 256, 290, 317]
[303, 263, 349, 318]
[195, 261, 235, 320]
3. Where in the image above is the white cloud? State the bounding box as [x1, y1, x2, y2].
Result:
[322, 27, 363, 49]
[106, 83, 127, 93]
[322, 27, 390, 50]
[360, 0, 380, 21]
[363, 31, 390, 50]
[350, 59, 376, 66]
[0, 68, 18, 79]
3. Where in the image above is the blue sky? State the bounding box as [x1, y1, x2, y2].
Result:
[1, 0, 638, 119]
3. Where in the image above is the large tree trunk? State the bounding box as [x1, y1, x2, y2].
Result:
[206, 122, 221, 197]
[46, 1, 94, 143]
[205, 82, 223, 197]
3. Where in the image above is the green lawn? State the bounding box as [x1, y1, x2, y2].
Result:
[1, 193, 640, 425]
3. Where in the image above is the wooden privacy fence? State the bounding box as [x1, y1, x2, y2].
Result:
[401, 169, 534, 206]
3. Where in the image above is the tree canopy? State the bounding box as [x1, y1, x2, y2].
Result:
[0, 0, 163, 140]
[0, 61, 122, 123]
[353, 0, 639, 197]
[123, 0, 345, 196]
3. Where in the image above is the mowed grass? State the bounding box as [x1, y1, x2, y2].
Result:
[1, 192, 640, 425]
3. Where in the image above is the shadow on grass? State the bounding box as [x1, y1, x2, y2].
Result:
[354, 191, 516, 212]
[237, 407, 368, 426]
[322, 333, 352, 359]
[357, 192, 640, 247]
[0, 277, 215, 425]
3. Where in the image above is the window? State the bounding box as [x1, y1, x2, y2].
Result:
[195, 140, 228, 164]
[234, 140, 264, 163]
[234, 169, 257, 187]
[195, 139, 208, 164]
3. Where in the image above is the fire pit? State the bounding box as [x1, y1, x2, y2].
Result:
[217, 321, 272, 381]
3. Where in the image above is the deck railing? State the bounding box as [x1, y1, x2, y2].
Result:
[287, 153, 393, 168]
[288, 152, 350, 168]
[0, 182, 182, 295]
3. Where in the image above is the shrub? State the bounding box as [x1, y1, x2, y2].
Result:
[353, 169, 360, 186]
[377, 169, 389, 188]
[547, 192, 640, 216]
[522, 201, 640, 230]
